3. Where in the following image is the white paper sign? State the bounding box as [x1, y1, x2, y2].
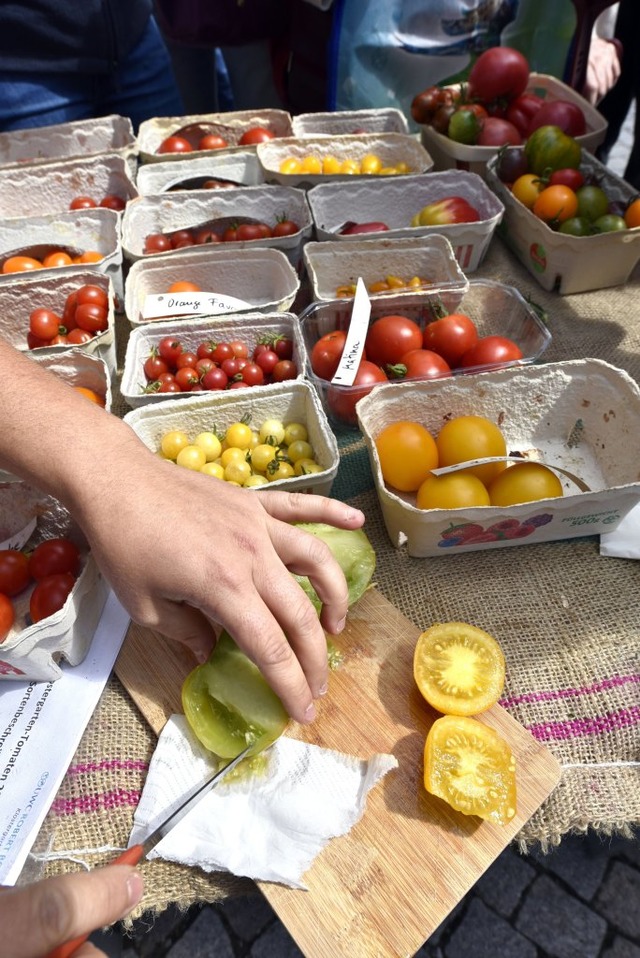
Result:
[141, 292, 251, 321]
[330, 277, 371, 387]
[0, 591, 130, 885]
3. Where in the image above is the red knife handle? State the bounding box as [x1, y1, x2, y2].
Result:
[44, 844, 144, 958]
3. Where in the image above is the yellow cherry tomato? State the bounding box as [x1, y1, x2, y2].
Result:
[266, 460, 296, 482]
[279, 157, 302, 174]
[220, 446, 247, 468]
[259, 418, 285, 445]
[161, 430, 189, 460]
[511, 173, 544, 209]
[322, 155, 342, 175]
[339, 158, 361, 175]
[224, 460, 252, 485]
[360, 153, 383, 174]
[283, 422, 308, 445]
[176, 445, 207, 471]
[286, 440, 314, 463]
[243, 474, 269, 488]
[250, 443, 278, 473]
[194, 431, 222, 462]
[225, 421, 253, 450]
[200, 461, 225, 479]
[294, 458, 320, 476]
[299, 154, 323, 175]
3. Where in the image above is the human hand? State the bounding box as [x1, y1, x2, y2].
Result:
[583, 36, 622, 104]
[1, 864, 142, 958]
[75, 435, 365, 724]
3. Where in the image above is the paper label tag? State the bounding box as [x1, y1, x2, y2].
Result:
[330, 278, 371, 387]
[142, 292, 252, 320]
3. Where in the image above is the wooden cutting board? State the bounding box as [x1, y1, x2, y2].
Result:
[115, 588, 561, 957]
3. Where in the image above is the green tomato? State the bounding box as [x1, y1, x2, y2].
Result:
[576, 185, 609, 222]
[558, 216, 592, 236]
[524, 125, 581, 177]
[182, 631, 290, 759]
[591, 214, 627, 234]
[292, 523, 376, 612]
[448, 108, 481, 145]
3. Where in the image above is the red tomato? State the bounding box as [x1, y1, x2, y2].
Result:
[238, 126, 276, 145]
[69, 196, 97, 210]
[27, 331, 49, 350]
[0, 593, 14, 641]
[477, 117, 522, 147]
[175, 366, 200, 390]
[99, 194, 127, 211]
[67, 328, 93, 344]
[158, 135, 193, 154]
[527, 100, 586, 138]
[339, 221, 389, 235]
[327, 361, 388, 425]
[272, 336, 294, 360]
[311, 330, 347, 380]
[236, 223, 266, 241]
[144, 233, 172, 254]
[176, 350, 199, 369]
[422, 313, 479, 367]
[198, 134, 229, 150]
[75, 303, 108, 333]
[0, 550, 31, 596]
[201, 367, 229, 390]
[29, 572, 76, 623]
[460, 335, 524, 369]
[255, 349, 279, 375]
[467, 47, 530, 102]
[237, 362, 264, 387]
[222, 226, 238, 242]
[272, 219, 299, 237]
[144, 354, 170, 380]
[394, 349, 451, 380]
[228, 339, 248, 359]
[365, 315, 423, 366]
[158, 336, 184, 366]
[272, 359, 297, 382]
[210, 342, 234, 364]
[549, 168, 585, 190]
[169, 229, 195, 249]
[29, 308, 63, 341]
[76, 285, 109, 310]
[28, 538, 81, 581]
[505, 93, 543, 135]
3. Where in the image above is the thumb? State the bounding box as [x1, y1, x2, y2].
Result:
[2, 865, 143, 958]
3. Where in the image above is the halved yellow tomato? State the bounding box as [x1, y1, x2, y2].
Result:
[424, 714, 517, 824]
[413, 622, 505, 716]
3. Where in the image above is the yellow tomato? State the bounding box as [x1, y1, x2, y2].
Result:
[375, 421, 439, 492]
[221, 446, 247, 468]
[394, 162, 411, 174]
[511, 173, 544, 209]
[279, 157, 302, 174]
[416, 472, 491, 510]
[294, 458, 321, 476]
[322, 155, 342, 175]
[176, 445, 207, 471]
[435, 416, 507, 487]
[286, 440, 314, 463]
[283, 422, 308, 445]
[200, 461, 224, 479]
[259, 418, 285, 445]
[360, 153, 383, 174]
[488, 462, 563, 506]
[161, 430, 189, 460]
[339, 158, 361, 175]
[299, 154, 323, 175]
[267, 460, 295, 482]
[424, 715, 517, 825]
[414, 622, 506, 716]
[224, 460, 252, 485]
[194, 431, 222, 462]
[243, 474, 269, 488]
[249, 443, 278, 473]
[225, 421, 253, 450]
[378, 166, 399, 175]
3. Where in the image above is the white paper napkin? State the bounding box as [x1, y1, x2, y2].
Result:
[129, 715, 398, 889]
[600, 502, 640, 559]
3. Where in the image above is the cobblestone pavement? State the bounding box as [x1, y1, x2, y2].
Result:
[93, 108, 639, 958]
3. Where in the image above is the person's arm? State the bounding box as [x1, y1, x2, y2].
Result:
[0, 339, 365, 723]
[1, 864, 143, 958]
[583, 6, 622, 105]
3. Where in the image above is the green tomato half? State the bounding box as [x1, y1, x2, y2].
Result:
[292, 522, 376, 612]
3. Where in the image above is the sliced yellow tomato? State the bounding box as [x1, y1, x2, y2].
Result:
[413, 622, 505, 716]
[424, 715, 517, 825]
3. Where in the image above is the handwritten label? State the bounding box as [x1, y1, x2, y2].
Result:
[142, 292, 252, 320]
[330, 278, 371, 388]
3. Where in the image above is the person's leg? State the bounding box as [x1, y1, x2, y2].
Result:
[97, 16, 184, 129]
[220, 40, 284, 111]
[0, 73, 96, 131]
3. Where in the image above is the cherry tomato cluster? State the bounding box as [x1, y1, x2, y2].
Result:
[311, 313, 523, 424]
[27, 283, 110, 349]
[411, 46, 587, 149]
[69, 194, 127, 212]
[278, 152, 413, 176]
[157, 126, 276, 155]
[159, 416, 322, 486]
[0, 537, 82, 641]
[336, 274, 432, 298]
[143, 215, 300, 254]
[2, 249, 103, 274]
[142, 332, 297, 394]
[375, 415, 563, 514]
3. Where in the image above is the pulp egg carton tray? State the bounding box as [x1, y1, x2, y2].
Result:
[124, 380, 339, 496]
[300, 279, 551, 429]
[121, 312, 307, 409]
[136, 108, 293, 163]
[0, 114, 136, 172]
[302, 233, 469, 302]
[486, 150, 640, 295]
[419, 73, 607, 178]
[291, 108, 409, 138]
[121, 185, 313, 267]
[306, 171, 504, 272]
[356, 359, 640, 557]
[0, 208, 123, 297]
[0, 270, 117, 374]
[135, 150, 263, 195]
[0, 496, 109, 682]
[0, 152, 138, 220]
[256, 133, 433, 188]
[124, 246, 299, 327]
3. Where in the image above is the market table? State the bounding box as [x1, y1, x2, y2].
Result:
[26, 236, 640, 938]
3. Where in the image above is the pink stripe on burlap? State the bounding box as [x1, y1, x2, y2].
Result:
[500, 674, 639, 709]
[51, 788, 141, 816]
[526, 705, 640, 742]
[65, 758, 149, 775]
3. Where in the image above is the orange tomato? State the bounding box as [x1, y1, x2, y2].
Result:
[416, 472, 490, 510]
[73, 386, 105, 407]
[435, 415, 507, 486]
[624, 197, 640, 229]
[43, 251, 74, 268]
[76, 250, 103, 264]
[2, 255, 42, 273]
[533, 185, 578, 223]
[375, 420, 438, 492]
[168, 280, 201, 293]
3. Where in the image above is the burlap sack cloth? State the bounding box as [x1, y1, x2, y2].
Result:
[26, 238, 640, 919]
